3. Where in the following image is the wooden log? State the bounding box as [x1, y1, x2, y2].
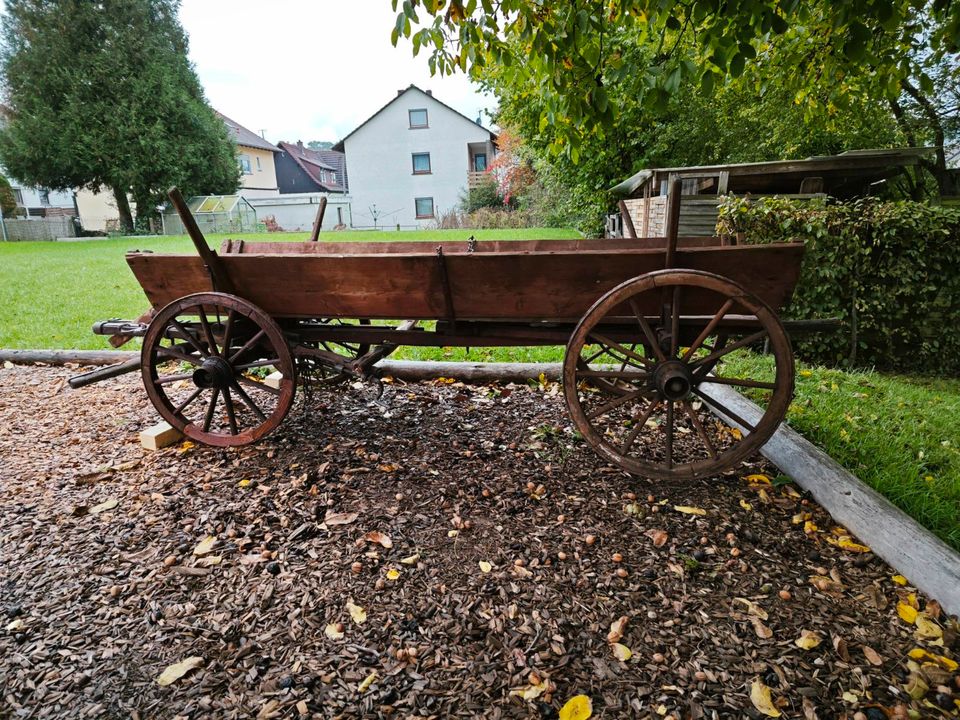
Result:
[0, 349, 138, 365]
[309, 196, 328, 242]
[700, 383, 960, 617]
[376, 360, 562, 383]
[618, 200, 637, 239]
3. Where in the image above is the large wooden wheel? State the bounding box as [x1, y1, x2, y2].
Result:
[141, 293, 296, 447]
[563, 270, 794, 480]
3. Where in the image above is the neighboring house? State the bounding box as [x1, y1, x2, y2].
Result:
[218, 111, 281, 198]
[275, 141, 348, 194]
[333, 85, 497, 229]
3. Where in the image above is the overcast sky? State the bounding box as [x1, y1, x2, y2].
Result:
[179, 0, 494, 145]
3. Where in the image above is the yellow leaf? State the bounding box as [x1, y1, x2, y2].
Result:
[734, 597, 769, 620]
[904, 673, 928, 701]
[729, 427, 743, 440]
[178, 441, 195, 452]
[740, 499, 753, 512]
[385, 568, 401, 581]
[744, 474, 770, 485]
[795, 630, 822, 650]
[897, 602, 918, 624]
[237, 478, 252, 488]
[803, 521, 819, 534]
[750, 677, 782, 717]
[914, 612, 943, 640]
[479, 561, 493, 573]
[358, 671, 377, 693]
[891, 574, 908, 586]
[799, 369, 813, 377]
[6, 618, 24, 631]
[792, 512, 811, 524]
[908, 648, 958, 671]
[400, 553, 420, 565]
[842, 691, 858, 703]
[346, 600, 366, 625]
[611, 643, 632, 661]
[837, 536, 871, 553]
[90, 498, 119, 515]
[558, 694, 593, 720]
[511, 676, 551, 701]
[673, 505, 707, 516]
[324, 623, 344, 640]
[781, 485, 801, 499]
[192, 535, 217, 556]
[757, 488, 771, 504]
[156, 656, 203, 686]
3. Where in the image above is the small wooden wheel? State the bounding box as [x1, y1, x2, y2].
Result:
[297, 318, 371, 385]
[141, 292, 296, 447]
[563, 270, 794, 480]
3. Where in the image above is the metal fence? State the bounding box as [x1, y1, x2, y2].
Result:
[1, 217, 76, 241]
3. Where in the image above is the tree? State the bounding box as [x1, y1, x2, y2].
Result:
[0, 173, 16, 217]
[0, 0, 239, 232]
[307, 141, 335, 150]
[391, 0, 958, 161]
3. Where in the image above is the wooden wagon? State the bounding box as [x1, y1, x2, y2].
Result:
[73, 186, 828, 480]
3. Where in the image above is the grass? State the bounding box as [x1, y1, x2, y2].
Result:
[2, 231, 957, 552]
[0, 228, 578, 350]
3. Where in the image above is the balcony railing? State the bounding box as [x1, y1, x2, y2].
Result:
[467, 171, 488, 189]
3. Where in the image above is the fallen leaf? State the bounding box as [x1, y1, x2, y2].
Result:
[611, 643, 632, 661]
[400, 553, 420, 565]
[558, 694, 592, 720]
[237, 478, 252, 488]
[897, 602, 918, 624]
[903, 673, 928, 701]
[792, 512, 812, 524]
[364, 531, 393, 549]
[192, 535, 217, 556]
[324, 623, 344, 640]
[842, 691, 859, 703]
[751, 616, 773, 639]
[795, 630, 822, 650]
[156, 656, 203, 686]
[479, 561, 493, 573]
[644, 528, 668, 547]
[750, 677, 782, 717]
[740, 499, 753, 511]
[862, 645, 883, 666]
[891, 574, 908, 586]
[908, 648, 958, 671]
[824, 534, 871, 553]
[324, 511, 358, 526]
[510, 676, 551, 701]
[385, 568, 401, 581]
[358, 671, 377, 693]
[673, 505, 707, 516]
[832, 634, 850, 662]
[914, 612, 943, 641]
[803, 520, 819, 534]
[89, 498, 119, 515]
[607, 616, 628, 643]
[6, 618, 24, 631]
[744, 473, 771, 485]
[734, 597, 769, 620]
[346, 600, 366, 625]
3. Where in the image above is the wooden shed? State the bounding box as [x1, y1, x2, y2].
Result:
[609, 147, 933, 238]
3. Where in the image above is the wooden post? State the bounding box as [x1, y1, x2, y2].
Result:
[618, 200, 637, 239]
[663, 178, 682, 270]
[167, 187, 235, 294]
[641, 183, 651, 237]
[309, 196, 328, 242]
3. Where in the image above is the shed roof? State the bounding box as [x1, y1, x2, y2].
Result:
[217, 111, 280, 153]
[611, 147, 935, 198]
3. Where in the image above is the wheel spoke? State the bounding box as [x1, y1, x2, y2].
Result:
[202, 389, 219, 432]
[222, 387, 239, 435]
[669, 286, 681, 357]
[586, 382, 653, 420]
[620, 399, 660, 456]
[576, 369, 649, 381]
[157, 344, 202, 366]
[173, 387, 204, 415]
[681, 399, 717, 459]
[170, 318, 210, 358]
[229, 328, 267, 364]
[237, 373, 281, 396]
[234, 357, 281, 371]
[229, 379, 268, 422]
[221, 310, 236, 356]
[691, 329, 767, 371]
[693, 389, 757, 433]
[664, 400, 674, 470]
[589, 332, 654, 368]
[700, 375, 777, 390]
[198, 308, 218, 357]
[156, 372, 195, 385]
[628, 298, 667, 362]
[683, 299, 735, 361]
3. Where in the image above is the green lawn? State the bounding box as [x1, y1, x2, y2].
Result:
[0, 228, 578, 350]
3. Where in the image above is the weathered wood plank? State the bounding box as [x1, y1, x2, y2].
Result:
[701, 383, 960, 617]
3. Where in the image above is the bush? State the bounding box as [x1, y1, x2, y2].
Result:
[434, 206, 538, 229]
[0, 174, 17, 217]
[717, 196, 960, 374]
[461, 175, 506, 212]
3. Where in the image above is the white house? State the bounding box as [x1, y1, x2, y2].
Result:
[333, 85, 497, 229]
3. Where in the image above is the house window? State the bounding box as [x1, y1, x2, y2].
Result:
[409, 108, 428, 128]
[12, 188, 23, 206]
[412, 153, 431, 174]
[239, 154, 252, 174]
[256, 156, 262, 172]
[415, 197, 434, 218]
[39, 188, 50, 206]
[473, 153, 487, 172]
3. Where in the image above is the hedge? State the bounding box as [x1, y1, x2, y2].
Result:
[716, 196, 960, 374]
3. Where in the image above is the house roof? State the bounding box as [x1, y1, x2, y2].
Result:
[217, 111, 280, 153]
[332, 84, 496, 152]
[611, 147, 935, 198]
[277, 141, 348, 193]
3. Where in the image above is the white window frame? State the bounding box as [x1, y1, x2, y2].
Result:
[415, 197, 434, 219]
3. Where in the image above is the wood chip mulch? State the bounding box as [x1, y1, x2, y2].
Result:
[1, 364, 958, 720]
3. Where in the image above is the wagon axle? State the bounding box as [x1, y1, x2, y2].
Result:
[653, 360, 695, 401]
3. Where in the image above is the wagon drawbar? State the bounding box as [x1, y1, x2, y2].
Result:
[72, 184, 838, 480]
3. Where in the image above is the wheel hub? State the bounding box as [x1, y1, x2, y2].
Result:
[654, 360, 695, 401]
[192, 356, 234, 390]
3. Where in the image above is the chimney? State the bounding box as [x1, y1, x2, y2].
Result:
[398, 89, 404, 96]
[425, 89, 433, 96]
[475, 115, 482, 125]
[297, 140, 304, 153]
